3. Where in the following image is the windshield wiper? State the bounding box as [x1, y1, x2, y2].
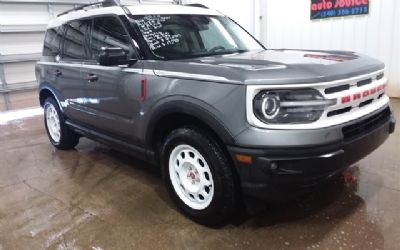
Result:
[213, 49, 248, 55]
[170, 50, 250, 60]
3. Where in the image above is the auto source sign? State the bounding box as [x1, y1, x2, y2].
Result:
[311, 0, 369, 20]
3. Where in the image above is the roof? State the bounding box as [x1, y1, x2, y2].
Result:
[47, 4, 222, 28]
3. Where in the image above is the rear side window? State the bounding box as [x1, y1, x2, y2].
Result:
[43, 26, 64, 57]
[90, 16, 132, 61]
[63, 20, 90, 60]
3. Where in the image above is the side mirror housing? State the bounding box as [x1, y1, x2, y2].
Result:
[98, 47, 137, 66]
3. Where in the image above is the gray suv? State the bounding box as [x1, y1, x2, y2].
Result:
[36, 1, 396, 226]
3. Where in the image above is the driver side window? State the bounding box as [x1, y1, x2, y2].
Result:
[90, 16, 132, 61]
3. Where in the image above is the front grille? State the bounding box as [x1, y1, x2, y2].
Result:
[321, 71, 387, 119]
[359, 99, 373, 108]
[325, 84, 349, 94]
[342, 107, 391, 141]
[327, 107, 352, 117]
[247, 70, 388, 130]
[357, 78, 372, 87]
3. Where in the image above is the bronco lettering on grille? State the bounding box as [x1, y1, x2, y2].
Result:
[341, 84, 385, 104]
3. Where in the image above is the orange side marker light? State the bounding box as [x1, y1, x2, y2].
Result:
[235, 154, 253, 164]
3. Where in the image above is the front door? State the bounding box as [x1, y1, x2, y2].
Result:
[79, 16, 143, 143]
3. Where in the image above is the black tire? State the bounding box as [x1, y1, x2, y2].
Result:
[43, 97, 80, 150]
[161, 127, 239, 226]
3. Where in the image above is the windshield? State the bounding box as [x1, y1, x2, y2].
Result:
[131, 15, 264, 60]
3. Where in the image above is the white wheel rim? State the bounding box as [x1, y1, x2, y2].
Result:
[169, 144, 214, 210]
[45, 103, 61, 143]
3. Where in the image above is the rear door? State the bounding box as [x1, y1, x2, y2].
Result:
[79, 15, 144, 143]
[39, 25, 65, 99]
[57, 19, 92, 122]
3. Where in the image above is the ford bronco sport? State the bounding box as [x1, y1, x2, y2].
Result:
[36, 1, 396, 226]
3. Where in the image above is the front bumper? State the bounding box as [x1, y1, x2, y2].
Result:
[229, 105, 396, 201]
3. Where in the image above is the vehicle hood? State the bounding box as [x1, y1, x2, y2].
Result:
[153, 49, 384, 85]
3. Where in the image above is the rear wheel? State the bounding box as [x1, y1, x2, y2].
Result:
[161, 127, 239, 226]
[44, 97, 79, 150]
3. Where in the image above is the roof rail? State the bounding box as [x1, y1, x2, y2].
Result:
[184, 3, 209, 9]
[56, 0, 120, 17]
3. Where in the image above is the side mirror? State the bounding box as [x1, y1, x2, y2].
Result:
[98, 47, 137, 66]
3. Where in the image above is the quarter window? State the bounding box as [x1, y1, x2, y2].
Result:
[90, 16, 132, 61]
[43, 26, 64, 57]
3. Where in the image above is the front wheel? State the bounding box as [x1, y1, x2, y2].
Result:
[44, 97, 80, 150]
[161, 127, 239, 226]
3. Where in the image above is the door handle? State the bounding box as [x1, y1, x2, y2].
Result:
[55, 69, 62, 77]
[85, 73, 98, 82]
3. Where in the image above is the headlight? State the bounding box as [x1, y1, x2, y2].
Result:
[253, 89, 336, 124]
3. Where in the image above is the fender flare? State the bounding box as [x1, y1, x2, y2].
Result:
[144, 98, 235, 148]
[38, 84, 64, 111]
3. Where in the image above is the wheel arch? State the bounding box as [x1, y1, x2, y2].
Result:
[145, 100, 235, 153]
[39, 86, 63, 110]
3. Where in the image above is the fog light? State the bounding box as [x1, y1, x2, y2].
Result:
[270, 162, 278, 170]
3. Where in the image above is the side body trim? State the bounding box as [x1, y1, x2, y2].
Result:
[154, 70, 242, 84]
[66, 120, 156, 163]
